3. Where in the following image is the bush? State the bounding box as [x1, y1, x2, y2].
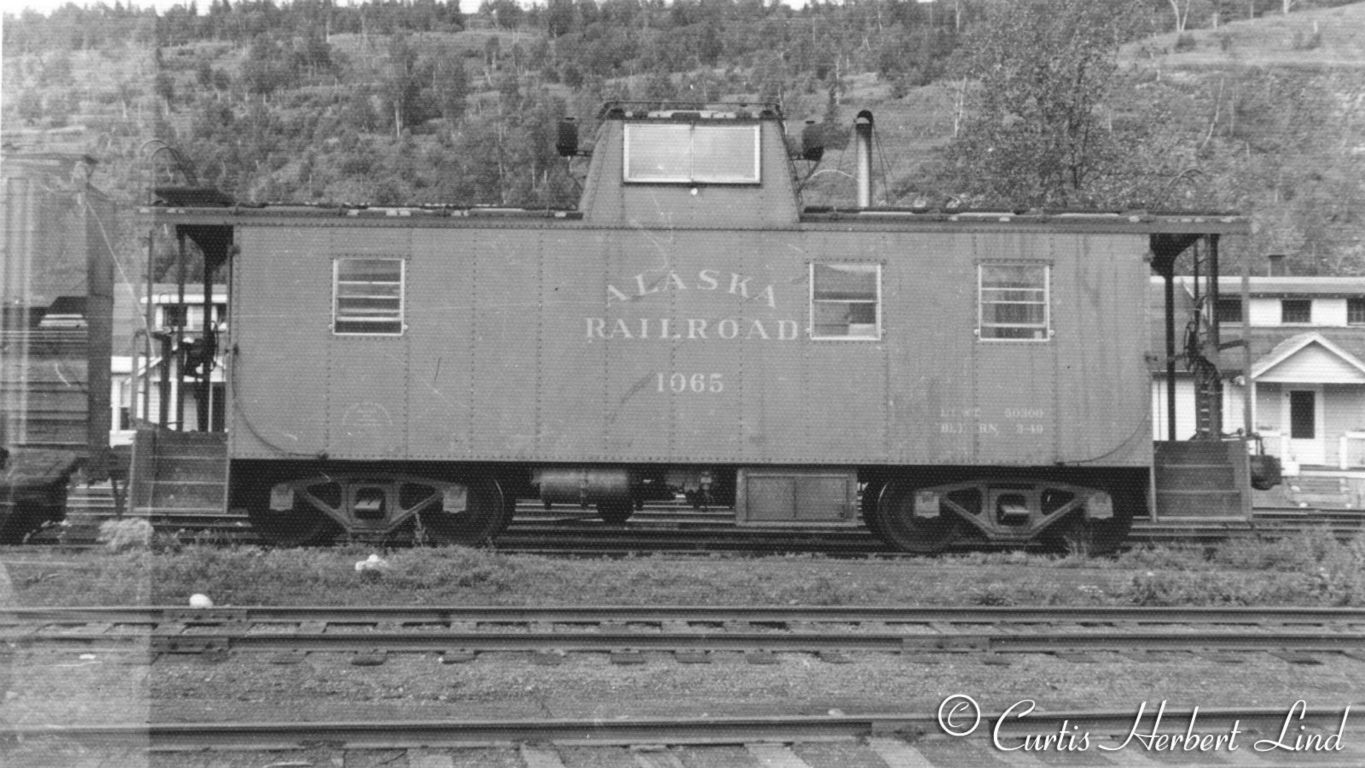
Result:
[1174, 33, 1197, 52]
[1291, 29, 1322, 51]
[97, 519, 154, 552]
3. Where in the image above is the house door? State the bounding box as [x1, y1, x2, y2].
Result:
[1285, 388, 1324, 465]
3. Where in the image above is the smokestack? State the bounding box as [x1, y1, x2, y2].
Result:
[1267, 253, 1287, 277]
[854, 110, 874, 209]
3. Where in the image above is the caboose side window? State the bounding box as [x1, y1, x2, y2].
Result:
[624, 123, 760, 184]
[978, 263, 1050, 341]
[810, 263, 881, 340]
[333, 258, 404, 335]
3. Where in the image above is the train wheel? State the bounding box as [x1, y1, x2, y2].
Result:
[1041, 488, 1139, 556]
[238, 476, 341, 548]
[417, 477, 508, 546]
[860, 481, 892, 545]
[871, 480, 961, 554]
[596, 499, 634, 525]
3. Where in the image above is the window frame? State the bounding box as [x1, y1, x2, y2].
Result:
[808, 261, 883, 341]
[977, 262, 1052, 342]
[622, 122, 761, 185]
[1347, 298, 1365, 326]
[1280, 298, 1312, 325]
[332, 257, 406, 337]
[1214, 297, 1243, 324]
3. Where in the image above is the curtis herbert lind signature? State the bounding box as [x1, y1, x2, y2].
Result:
[937, 696, 1351, 754]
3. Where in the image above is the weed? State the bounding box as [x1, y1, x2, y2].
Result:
[1212, 528, 1343, 572]
[967, 582, 1015, 606]
[96, 519, 153, 552]
[1114, 544, 1209, 572]
[381, 547, 520, 591]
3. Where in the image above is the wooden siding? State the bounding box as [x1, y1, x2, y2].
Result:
[228, 222, 1152, 468]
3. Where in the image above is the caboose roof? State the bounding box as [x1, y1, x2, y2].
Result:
[141, 201, 1249, 236]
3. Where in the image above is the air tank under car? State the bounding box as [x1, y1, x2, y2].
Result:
[141, 102, 1255, 553]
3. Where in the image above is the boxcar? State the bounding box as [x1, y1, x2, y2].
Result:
[150, 103, 1249, 553]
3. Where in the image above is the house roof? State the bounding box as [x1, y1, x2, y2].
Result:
[1181, 276, 1365, 298]
[1252, 332, 1365, 383]
[1146, 277, 1365, 376]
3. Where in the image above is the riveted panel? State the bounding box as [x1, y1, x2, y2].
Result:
[230, 226, 331, 459]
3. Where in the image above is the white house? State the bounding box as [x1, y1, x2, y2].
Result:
[111, 284, 228, 444]
[1152, 275, 1365, 470]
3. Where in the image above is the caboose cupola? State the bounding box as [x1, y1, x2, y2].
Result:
[578, 102, 800, 228]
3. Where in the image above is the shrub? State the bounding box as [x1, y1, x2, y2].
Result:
[1174, 33, 1197, 52]
[1291, 29, 1322, 51]
[97, 519, 154, 552]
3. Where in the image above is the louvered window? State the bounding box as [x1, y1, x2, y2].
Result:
[334, 258, 404, 335]
[978, 263, 1050, 341]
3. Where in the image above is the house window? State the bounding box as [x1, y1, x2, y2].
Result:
[1215, 298, 1243, 324]
[1281, 299, 1311, 324]
[1348, 298, 1365, 325]
[161, 305, 185, 328]
[333, 258, 404, 335]
[624, 123, 760, 184]
[978, 263, 1050, 341]
[810, 262, 881, 340]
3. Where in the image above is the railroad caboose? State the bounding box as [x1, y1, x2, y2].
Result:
[147, 103, 1250, 552]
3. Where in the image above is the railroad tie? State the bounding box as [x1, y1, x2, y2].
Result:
[630, 746, 687, 768]
[745, 743, 814, 768]
[865, 737, 934, 768]
[519, 745, 568, 768]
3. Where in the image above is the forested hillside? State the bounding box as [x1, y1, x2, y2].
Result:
[3, 0, 1363, 277]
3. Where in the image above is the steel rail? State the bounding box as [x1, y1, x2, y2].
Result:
[6, 606, 1365, 656]
[5, 707, 1357, 751]
[5, 605, 1365, 625]
[13, 628, 1365, 655]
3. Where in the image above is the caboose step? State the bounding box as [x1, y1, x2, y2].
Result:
[152, 456, 227, 482]
[149, 480, 226, 508]
[1155, 441, 1242, 460]
[1154, 465, 1236, 490]
[1155, 491, 1245, 518]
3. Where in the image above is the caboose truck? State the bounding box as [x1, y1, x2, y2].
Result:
[143, 102, 1257, 553]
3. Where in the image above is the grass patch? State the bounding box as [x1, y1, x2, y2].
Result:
[5, 531, 1363, 608]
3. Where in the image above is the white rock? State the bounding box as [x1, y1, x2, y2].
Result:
[355, 553, 390, 572]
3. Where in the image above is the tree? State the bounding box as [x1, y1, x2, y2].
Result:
[433, 56, 470, 124]
[946, 0, 1135, 208]
[153, 71, 176, 109]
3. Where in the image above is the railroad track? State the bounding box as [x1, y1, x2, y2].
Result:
[8, 606, 1364, 765]
[7, 605, 1365, 660]
[7, 707, 1360, 755]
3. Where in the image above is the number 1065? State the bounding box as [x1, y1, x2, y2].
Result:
[657, 373, 724, 393]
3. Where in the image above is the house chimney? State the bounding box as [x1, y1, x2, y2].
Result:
[854, 110, 874, 209]
[1267, 253, 1287, 277]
